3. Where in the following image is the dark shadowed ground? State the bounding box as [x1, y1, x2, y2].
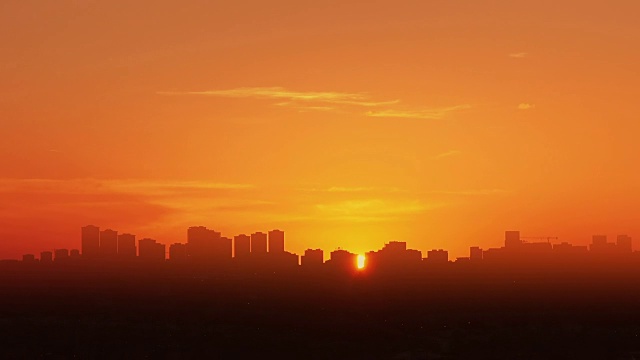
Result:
[1, 262, 640, 359]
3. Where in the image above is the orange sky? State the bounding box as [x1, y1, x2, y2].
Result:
[2, 1, 640, 259]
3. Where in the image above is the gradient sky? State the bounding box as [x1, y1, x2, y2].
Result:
[2, 1, 640, 259]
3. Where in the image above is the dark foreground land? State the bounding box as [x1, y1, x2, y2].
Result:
[2, 262, 640, 359]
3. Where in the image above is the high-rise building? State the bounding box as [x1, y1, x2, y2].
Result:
[234, 234, 250, 258]
[81, 225, 100, 258]
[327, 249, 357, 271]
[553, 242, 588, 257]
[187, 226, 222, 262]
[70, 249, 81, 258]
[118, 233, 136, 258]
[384, 241, 407, 252]
[40, 251, 53, 263]
[218, 237, 233, 261]
[169, 243, 188, 262]
[470, 246, 483, 261]
[268, 230, 285, 253]
[505, 231, 521, 248]
[301, 249, 323, 267]
[426, 249, 449, 264]
[591, 235, 616, 254]
[138, 238, 165, 261]
[617, 235, 632, 253]
[251, 232, 267, 254]
[365, 241, 422, 272]
[100, 229, 118, 257]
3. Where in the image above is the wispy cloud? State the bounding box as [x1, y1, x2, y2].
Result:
[159, 87, 398, 107]
[315, 199, 439, 222]
[104, 179, 254, 191]
[366, 105, 471, 120]
[0, 179, 256, 202]
[159, 87, 361, 101]
[160, 86, 472, 120]
[433, 150, 461, 160]
[518, 103, 535, 110]
[429, 189, 512, 196]
[330, 99, 400, 107]
[274, 102, 336, 112]
[299, 186, 401, 193]
[509, 52, 527, 58]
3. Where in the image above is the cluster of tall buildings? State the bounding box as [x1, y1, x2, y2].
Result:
[74, 225, 297, 266]
[17, 227, 638, 272]
[80, 226, 137, 259]
[476, 231, 634, 264]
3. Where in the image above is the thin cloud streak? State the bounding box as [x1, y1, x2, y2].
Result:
[429, 189, 512, 196]
[299, 186, 401, 193]
[366, 105, 471, 120]
[159, 87, 364, 101]
[433, 150, 461, 160]
[314, 199, 441, 222]
[329, 99, 400, 107]
[518, 103, 535, 110]
[0, 179, 256, 195]
[274, 102, 336, 112]
[160, 87, 471, 120]
[158, 87, 397, 107]
[509, 52, 527, 58]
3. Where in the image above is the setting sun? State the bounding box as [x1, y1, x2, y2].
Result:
[357, 254, 366, 270]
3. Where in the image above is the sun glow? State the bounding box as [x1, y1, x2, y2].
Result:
[357, 254, 366, 270]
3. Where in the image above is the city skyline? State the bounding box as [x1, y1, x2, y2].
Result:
[7, 226, 640, 359]
[12, 226, 637, 267]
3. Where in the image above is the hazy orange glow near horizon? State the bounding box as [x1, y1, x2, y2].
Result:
[2, 1, 640, 259]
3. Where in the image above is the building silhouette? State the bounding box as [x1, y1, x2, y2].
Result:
[426, 249, 448, 264]
[268, 230, 285, 253]
[169, 243, 188, 262]
[138, 239, 165, 261]
[617, 234, 632, 253]
[326, 249, 357, 271]
[470, 246, 483, 261]
[251, 232, 267, 254]
[22, 254, 35, 262]
[218, 237, 233, 263]
[40, 251, 53, 263]
[552, 242, 588, 261]
[51, 225, 640, 278]
[590, 235, 617, 255]
[187, 226, 230, 263]
[81, 225, 100, 258]
[366, 241, 422, 273]
[118, 233, 136, 258]
[54, 249, 69, 261]
[301, 249, 323, 267]
[521, 241, 552, 254]
[100, 229, 118, 258]
[234, 234, 250, 258]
